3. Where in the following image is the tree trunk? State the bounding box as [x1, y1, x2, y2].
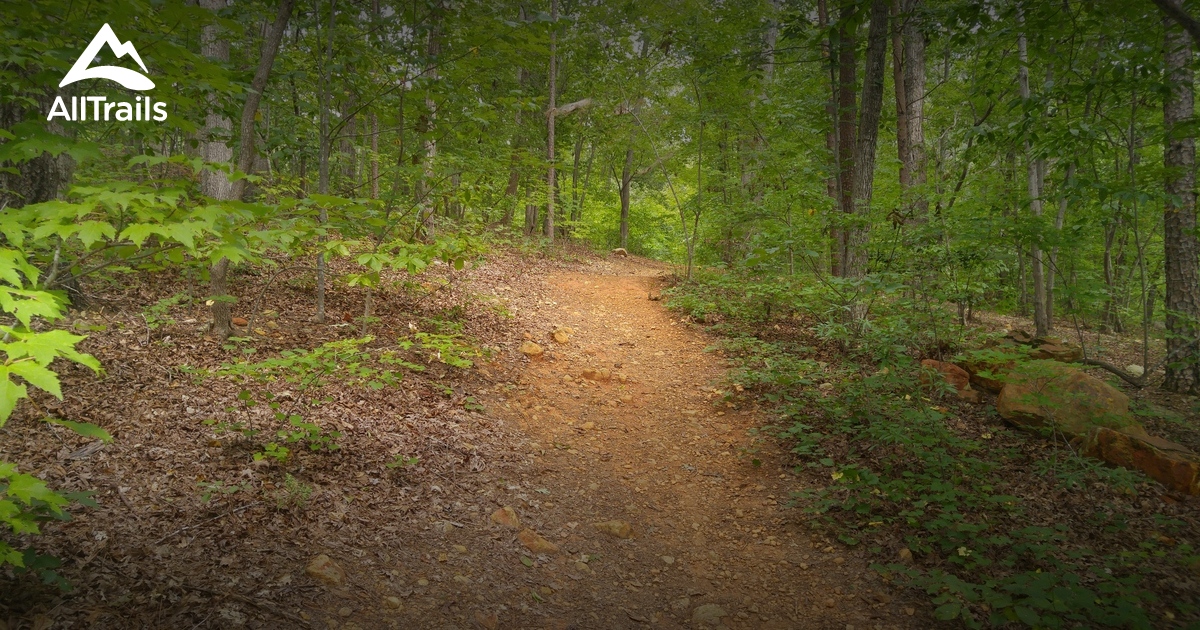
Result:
[231, 0, 295, 202]
[419, 2, 443, 239]
[314, 0, 336, 324]
[620, 145, 634, 250]
[835, 0, 858, 276]
[895, 0, 926, 220]
[1018, 22, 1050, 337]
[200, 0, 235, 340]
[1163, 4, 1200, 394]
[545, 0, 558, 241]
[503, 62, 527, 227]
[843, 0, 889, 280]
[1047, 163, 1073, 324]
[818, 0, 840, 275]
[570, 135, 583, 230]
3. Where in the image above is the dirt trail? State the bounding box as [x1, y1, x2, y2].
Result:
[465, 257, 924, 629]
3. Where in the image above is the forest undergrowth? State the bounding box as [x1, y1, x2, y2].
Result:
[665, 268, 1200, 629]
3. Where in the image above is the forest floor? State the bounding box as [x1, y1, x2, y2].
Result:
[0, 250, 931, 629]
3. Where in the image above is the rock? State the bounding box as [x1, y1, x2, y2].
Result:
[553, 328, 571, 344]
[1029, 343, 1083, 362]
[661, 555, 675, 565]
[898, 548, 913, 564]
[959, 349, 1017, 394]
[692, 604, 728, 625]
[383, 596, 403, 610]
[671, 597, 691, 613]
[581, 368, 611, 381]
[517, 529, 559, 555]
[920, 359, 970, 391]
[648, 291, 662, 301]
[961, 388, 983, 404]
[474, 611, 499, 630]
[1006, 329, 1033, 345]
[593, 520, 633, 539]
[490, 506, 521, 529]
[612, 248, 628, 257]
[305, 554, 346, 586]
[520, 341, 544, 358]
[1083, 428, 1200, 495]
[996, 361, 1146, 439]
[920, 360, 981, 402]
[232, 316, 249, 327]
[1127, 364, 1145, 377]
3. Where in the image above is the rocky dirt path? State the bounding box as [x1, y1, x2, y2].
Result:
[453, 257, 925, 629]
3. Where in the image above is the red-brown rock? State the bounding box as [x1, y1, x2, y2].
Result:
[1083, 428, 1200, 495]
[920, 360, 982, 402]
[996, 361, 1145, 438]
[1029, 343, 1083, 363]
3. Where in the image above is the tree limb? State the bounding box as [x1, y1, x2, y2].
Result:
[1151, 0, 1200, 47]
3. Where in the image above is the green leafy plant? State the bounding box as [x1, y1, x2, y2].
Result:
[272, 474, 313, 510]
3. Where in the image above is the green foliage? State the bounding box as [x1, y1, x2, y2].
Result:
[671, 275, 1185, 628]
[209, 337, 423, 391]
[0, 463, 97, 591]
[272, 474, 313, 510]
[142, 293, 191, 331]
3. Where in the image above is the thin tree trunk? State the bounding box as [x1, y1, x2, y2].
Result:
[901, 0, 926, 218]
[545, 0, 558, 241]
[1163, 3, 1200, 393]
[892, 0, 910, 197]
[576, 140, 595, 223]
[419, 2, 443, 239]
[1018, 20, 1049, 337]
[573, 133, 588, 231]
[835, 0, 857, 276]
[200, 0, 235, 340]
[818, 0, 841, 275]
[620, 145, 633, 250]
[1047, 163, 1073, 324]
[314, 0, 336, 324]
[844, 0, 889, 280]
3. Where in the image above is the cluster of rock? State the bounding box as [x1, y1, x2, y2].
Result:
[921, 331, 1198, 495]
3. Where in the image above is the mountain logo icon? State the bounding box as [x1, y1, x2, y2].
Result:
[60, 23, 155, 91]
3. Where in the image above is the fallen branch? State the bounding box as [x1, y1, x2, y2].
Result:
[178, 581, 312, 628]
[153, 501, 262, 545]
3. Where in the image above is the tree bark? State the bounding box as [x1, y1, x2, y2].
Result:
[545, 0, 558, 241]
[1018, 20, 1050, 338]
[835, 0, 857, 276]
[419, 2, 444, 239]
[314, 0, 336, 324]
[1162, 4, 1200, 394]
[231, 0, 295, 202]
[817, 0, 840, 275]
[619, 145, 634, 250]
[895, 0, 925, 221]
[843, 0, 889, 280]
[200, 0, 235, 340]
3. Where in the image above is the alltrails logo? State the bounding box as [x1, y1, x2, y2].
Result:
[47, 23, 167, 122]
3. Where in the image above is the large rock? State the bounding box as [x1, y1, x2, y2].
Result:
[920, 360, 982, 403]
[996, 361, 1146, 439]
[1083, 428, 1200, 495]
[958, 351, 1016, 394]
[1029, 343, 1083, 362]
